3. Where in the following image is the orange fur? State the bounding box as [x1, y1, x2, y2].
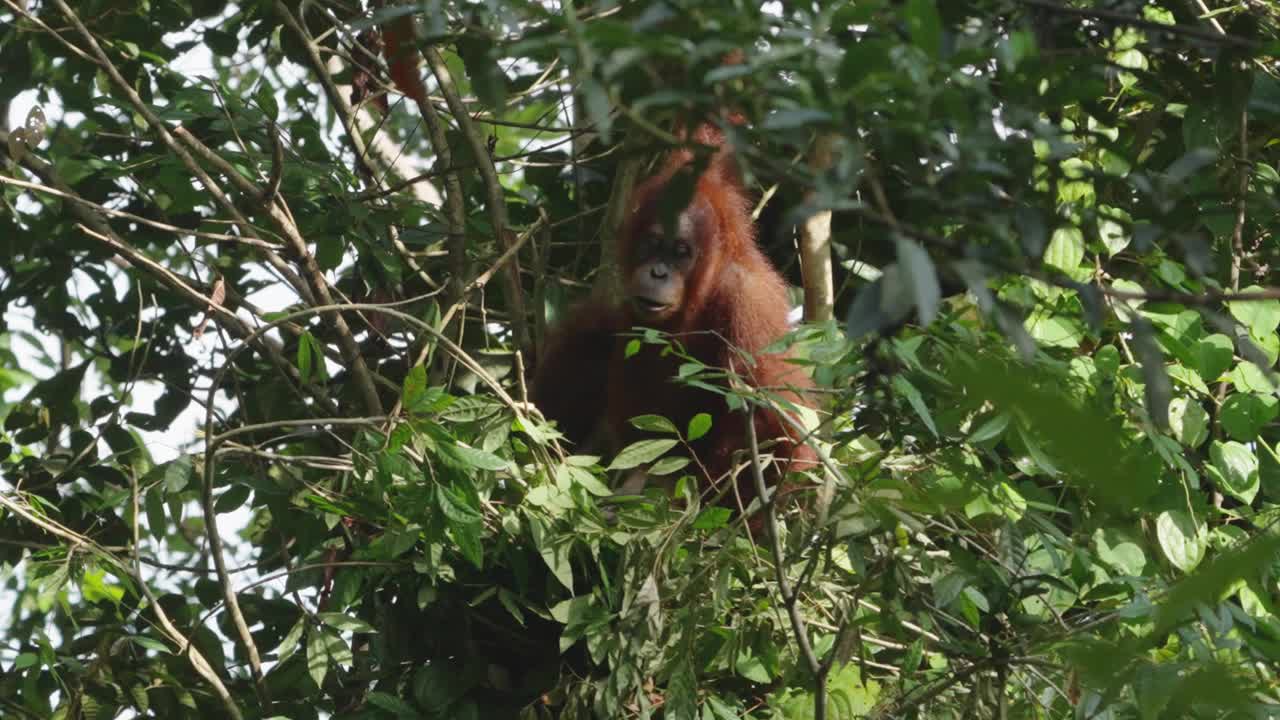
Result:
[534, 121, 815, 516]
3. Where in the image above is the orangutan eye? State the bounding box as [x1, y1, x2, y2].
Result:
[674, 243, 691, 258]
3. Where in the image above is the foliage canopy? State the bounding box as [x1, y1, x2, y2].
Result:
[4, 1, 1280, 718]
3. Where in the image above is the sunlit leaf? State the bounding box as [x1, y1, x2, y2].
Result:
[1156, 510, 1207, 573]
[1167, 397, 1208, 448]
[630, 414, 676, 434]
[1228, 286, 1280, 335]
[1043, 226, 1085, 272]
[1209, 440, 1260, 504]
[607, 438, 678, 470]
[686, 412, 712, 441]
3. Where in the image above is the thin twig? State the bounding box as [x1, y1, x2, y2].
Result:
[0, 174, 282, 248]
[127, 472, 245, 720]
[171, 124, 384, 415]
[0, 134, 337, 414]
[746, 409, 826, 719]
[385, 216, 548, 422]
[423, 45, 530, 350]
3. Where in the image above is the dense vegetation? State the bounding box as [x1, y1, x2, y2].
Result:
[4, 1, 1280, 718]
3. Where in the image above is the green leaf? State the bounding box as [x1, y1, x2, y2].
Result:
[1251, 330, 1280, 366]
[1017, 423, 1060, 476]
[897, 236, 941, 326]
[686, 412, 712, 441]
[735, 654, 771, 683]
[276, 618, 306, 663]
[530, 520, 573, 591]
[1043, 226, 1085, 272]
[498, 588, 525, 626]
[964, 481, 1026, 521]
[629, 414, 676, 434]
[412, 664, 460, 714]
[967, 412, 1009, 443]
[214, 483, 251, 514]
[1229, 286, 1280, 335]
[891, 375, 937, 437]
[125, 635, 172, 654]
[1143, 5, 1175, 23]
[401, 364, 429, 413]
[998, 29, 1036, 71]
[144, 487, 166, 542]
[1094, 528, 1147, 577]
[761, 109, 831, 130]
[1154, 533, 1280, 636]
[903, 0, 942, 58]
[902, 638, 924, 673]
[1167, 397, 1208, 448]
[1025, 310, 1082, 348]
[1209, 440, 1260, 504]
[297, 330, 313, 383]
[306, 629, 330, 688]
[558, 465, 611, 496]
[839, 37, 892, 88]
[317, 612, 377, 633]
[1167, 364, 1212, 396]
[648, 456, 690, 476]
[607, 438, 678, 470]
[1193, 334, 1234, 381]
[450, 519, 484, 569]
[367, 691, 417, 717]
[436, 482, 483, 524]
[444, 443, 509, 472]
[1156, 510, 1207, 573]
[693, 507, 731, 530]
[1095, 344, 1121, 375]
[381, 526, 421, 557]
[1098, 209, 1130, 255]
[1220, 394, 1279, 441]
[1229, 361, 1273, 393]
[950, 356, 1158, 508]
[316, 234, 344, 271]
[147, 456, 192, 494]
[456, 35, 507, 113]
[1110, 279, 1145, 311]
[254, 82, 279, 120]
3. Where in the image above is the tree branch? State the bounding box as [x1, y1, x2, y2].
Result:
[800, 133, 837, 323]
[422, 45, 530, 350]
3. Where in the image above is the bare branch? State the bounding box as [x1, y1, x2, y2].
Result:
[800, 132, 837, 323]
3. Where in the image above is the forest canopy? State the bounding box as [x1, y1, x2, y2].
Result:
[4, 1, 1280, 718]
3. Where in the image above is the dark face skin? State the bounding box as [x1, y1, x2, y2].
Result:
[626, 213, 700, 322]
